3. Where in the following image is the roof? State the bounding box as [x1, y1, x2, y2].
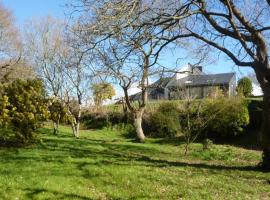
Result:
[149, 77, 171, 88]
[170, 73, 235, 87]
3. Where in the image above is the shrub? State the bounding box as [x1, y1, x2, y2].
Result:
[81, 112, 110, 129]
[81, 110, 129, 129]
[0, 79, 48, 142]
[144, 102, 180, 138]
[202, 97, 249, 138]
[237, 77, 253, 97]
[247, 99, 263, 130]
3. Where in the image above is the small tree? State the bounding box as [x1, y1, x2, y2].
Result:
[48, 99, 68, 135]
[178, 95, 204, 155]
[237, 77, 253, 97]
[91, 83, 115, 107]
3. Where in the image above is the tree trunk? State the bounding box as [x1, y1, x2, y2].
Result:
[254, 65, 270, 170]
[53, 121, 59, 135]
[75, 104, 82, 138]
[76, 122, 80, 137]
[260, 88, 270, 170]
[133, 109, 145, 142]
[71, 121, 79, 138]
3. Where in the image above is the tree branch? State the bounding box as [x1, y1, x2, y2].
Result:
[188, 30, 254, 67]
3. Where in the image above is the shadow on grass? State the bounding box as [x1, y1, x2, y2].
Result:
[24, 188, 91, 200]
[213, 129, 262, 151]
[135, 155, 262, 172]
[148, 136, 185, 146]
[1, 131, 264, 174]
[1, 125, 266, 178]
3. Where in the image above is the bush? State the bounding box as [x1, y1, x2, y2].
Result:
[0, 79, 48, 142]
[81, 111, 129, 129]
[237, 77, 253, 97]
[247, 99, 263, 130]
[81, 112, 110, 129]
[143, 102, 180, 138]
[202, 97, 249, 138]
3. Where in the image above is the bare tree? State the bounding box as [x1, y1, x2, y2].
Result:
[70, 0, 192, 142]
[24, 16, 67, 134]
[135, 0, 270, 169]
[62, 45, 89, 138]
[25, 16, 91, 138]
[24, 16, 66, 97]
[0, 2, 22, 79]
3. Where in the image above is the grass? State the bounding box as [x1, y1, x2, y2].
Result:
[0, 125, 269, 199]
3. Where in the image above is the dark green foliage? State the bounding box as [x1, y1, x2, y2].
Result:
[81, 111, 129, 129]
[143, 102, 180, 138]
[108, 112, 126, 124]
[202, 97, 249, 138]
[247, 99, 263, 130]
[261, 149, 270, 171]
[82, 112, 110, 129]
[0, 79, 48, 142]
[82, 97, 250, 140]
[237, 77, 253, 97]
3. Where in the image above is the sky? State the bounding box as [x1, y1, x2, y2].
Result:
[1, 0, 260, 97]
[2, 0, 67, 26]
[2, 0, 254, 76]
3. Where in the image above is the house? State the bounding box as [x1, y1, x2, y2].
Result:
[130, 64, 237, 101]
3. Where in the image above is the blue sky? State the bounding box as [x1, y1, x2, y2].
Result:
[2, 0, 255, 80]
[2, 0, 67, 25]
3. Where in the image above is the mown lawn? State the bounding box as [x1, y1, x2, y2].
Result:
[0, 125, 269, 200]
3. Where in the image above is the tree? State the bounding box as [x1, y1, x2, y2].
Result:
[24, 16, 66, 98]
[0, 2, 22, 79]
[0, 60, 36, 84]
[62, 48, 88, 139]
[62, 25, 93, 138]
[138, 0, 270, 170]
[48, 98, 68, 135]
[237, 77, 253, 97]
[69, 1, 270, 167]
[24, 16, 91, 138]
[70, 0, 190, 142]
[24, 16, 67, 135]
[91, 83, 115, 107]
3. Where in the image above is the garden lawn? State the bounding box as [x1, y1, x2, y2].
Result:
[0, 125, 269, 200]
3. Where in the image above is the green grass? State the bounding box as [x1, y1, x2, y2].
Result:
[0, 125, 269, 200]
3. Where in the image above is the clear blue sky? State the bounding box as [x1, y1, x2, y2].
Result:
[2, 0, 67, 25]
[2, 0, 254, 80]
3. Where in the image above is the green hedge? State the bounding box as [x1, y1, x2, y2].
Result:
[143, 102, 180, 138]
[82, 97, 251, 139]
[247, 99, 263, 130]
[81, 111, 130, 129]
[201, 97, 250, 138]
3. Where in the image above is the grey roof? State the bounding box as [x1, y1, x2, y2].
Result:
[149, 77, 171, 88]
[170, 73, 235, 87]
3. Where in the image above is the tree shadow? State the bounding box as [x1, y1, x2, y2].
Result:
[135, 155, 262, 172]
[0, 128, 266, 181]
[149, 136, 185, 146]
[213, 130, 262, 151]
[24, 188, 92, 200]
